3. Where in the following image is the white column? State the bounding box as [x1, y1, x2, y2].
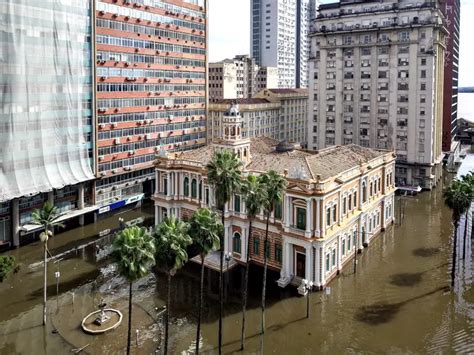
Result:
[167, 173, 171, 197]
[314, 245, 320, 286]
[321, 200, 326, 237]
[337, 234, 342, 270]
[12, 199, 20, 248]
[155, 206, 159, 225]
[315, 199, 320, 237]
[305, 198, 311, 237]
[338, 192, 342, 226]
[241, 227, 247, 262]
[305, 246, 312, 282]
[319, 246, 326, 287]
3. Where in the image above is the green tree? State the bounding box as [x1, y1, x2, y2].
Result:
[112, 226, 155, 355]
[259, 171, 287, 335]
[206, 149, 242, 353]
[31, 201, 64, 326]
[240, 174, 266, 350]
[189, 208, 222, 354]
[460, 172, 474, 260]
[444, 178, 472, 288]
[153, 217, 192, 355]
[0, 255, 16, 282]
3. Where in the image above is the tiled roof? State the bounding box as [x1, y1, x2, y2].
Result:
[213, 98, 272, 105]
[164, 138, 390, 181]
[267, 88, 308, 95]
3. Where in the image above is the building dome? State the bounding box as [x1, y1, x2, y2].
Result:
[225, 103, 240, 116]
[275, 139, 294, 153]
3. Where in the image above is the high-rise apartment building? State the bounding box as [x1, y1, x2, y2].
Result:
[440, 0, 460, 152]
[308, 0, 446, 189]
[0, 0, 95, 247]
[0, 0, 208, 247]
[209, 55, 278, 102]
[251, 0, 310, 88]
[94, 0, 208, 212]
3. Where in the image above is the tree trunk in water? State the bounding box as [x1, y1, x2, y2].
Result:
[127, 282, 132, 355]
[196, 255, 205, 354]
[451, 224, 458, 289]
[241, 219, 252, 350]
[463, 212, 469, 260]
[43, 242, 47, 326]
[165, 273, 171, 355]
[260, 213, 270, 335]
[218, 212, 224, 355]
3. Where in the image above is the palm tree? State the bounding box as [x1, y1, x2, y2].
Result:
[444, 179, 472, 288]
[189, 208, 222, 354]
[112, 226, 155, 355]
[240, 174, 266, 350]
[259, 171, 287, 335]
[153, 216, 192, 355]
[460, 173, 474, 259]
[206, 149, 242, 353]
[31, 201, 64, 326]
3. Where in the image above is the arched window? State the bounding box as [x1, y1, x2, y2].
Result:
[234, 195, 241, 213]
[369, 181, 373, 196]
[184, 177, 189, 196]
[243, 148, 247, 157]
[191, 179, 197, 198]
[233, 232, 241, 253]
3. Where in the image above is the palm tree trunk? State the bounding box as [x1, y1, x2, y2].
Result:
[43, 242, 47, 326]
[127, 281, 132, 355]
[463, 212, 469, 260]
[218, 211, 224, 355]
[196, 255, 205, 355]
[451, 224, 458, 289]
[260, 212, 270, 335]
[165, 273, 171, 355]
[241, 219, 252, 350]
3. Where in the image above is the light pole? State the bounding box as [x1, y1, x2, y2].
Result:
[39, 230, 52, 326]
[224, 252, 232, 298]
[302, 279, 313, 318]
[54, 257, 63, 308]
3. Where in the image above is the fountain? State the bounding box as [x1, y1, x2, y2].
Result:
[81, 298, 122, 334]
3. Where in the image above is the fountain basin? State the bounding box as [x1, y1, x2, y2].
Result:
[81, 309, 123, 334]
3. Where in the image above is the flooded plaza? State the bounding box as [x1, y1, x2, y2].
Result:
[0, 177, 473, 354]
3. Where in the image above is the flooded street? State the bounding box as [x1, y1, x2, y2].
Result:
[0, 179, 473, 354]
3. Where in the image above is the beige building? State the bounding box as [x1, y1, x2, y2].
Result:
[256, 88, 308, 146]
[154, 106, 397, 290]
[208, 55, 278, 102]
[308, 0, 446, 189]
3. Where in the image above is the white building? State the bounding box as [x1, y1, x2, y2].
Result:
[308, 0, 446, 189]
[251, 0, 311, 88]
[154, 106, 397, 290]
[255, 88, 308, 145]
[209, 55, 278, 102]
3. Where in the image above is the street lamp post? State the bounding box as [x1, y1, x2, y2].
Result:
[39, 230, 52, 326]
[118, 217, 125, 231]
[302, 279, 314, 318]
[224, 252, 232, 298]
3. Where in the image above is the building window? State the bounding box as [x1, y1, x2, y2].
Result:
[163, 178, 168, 195]
[326, 207, 331, 226]
[348, 194, 352, 210]
[233, 232, 241, 253]
[184, 177, 190, 196]
[326, 253, 330, 272]
[347, 234, 351, 251]
[342, 238, 346, 256]
[343, 197, 347, 214]
[234, 195, 241, 213]
[275, 244, 282, 263]
[191, 179, 197, 198]
[331, 249, 336, 267]
[274, 202, 282, 220]
[296, 207, 306, 230]
[199, 181, 202, 200]
[332, 205, 337, 223]
[362, 182, 367, 203]
[205, 188, 209, 205]
[253, 238, 260, 256]
[353, 192, 357, 208]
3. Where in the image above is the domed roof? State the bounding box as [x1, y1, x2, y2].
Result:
[225, 103, 240, 116]
[275, 140, 294, 153]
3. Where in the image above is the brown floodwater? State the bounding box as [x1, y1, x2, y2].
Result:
[0, 178, 473, 354]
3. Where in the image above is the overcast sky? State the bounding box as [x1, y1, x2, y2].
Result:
[209, 0, 474, 87]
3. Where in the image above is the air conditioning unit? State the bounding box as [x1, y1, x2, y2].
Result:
[100, 76, 107, 81]
[145, 134, 152, 140]
[126, 136, 132, 141]
[114, 138, 121, 144]
[111, 123, 117, 128]
[100, 172, 106, 177]
[112, 169, 117, 174]
[124, 166, 132, 171]
[99, 156, 104, 162]
[98, 108, 107, 113]
[125, 77, 136, 81]
[128, 150, 135, 155]
[99, 123, 104, 129]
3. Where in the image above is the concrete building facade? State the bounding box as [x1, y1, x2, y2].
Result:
[308, 0, 447, 189]
[208, 55, 278, 102]
[154, 106, 396, 290]
[251, 0, 310, 88]
[94, 0, 208, 212]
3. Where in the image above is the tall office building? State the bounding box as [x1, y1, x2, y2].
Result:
[209, 55, 278, 102]
[251, 0, 310, 88]
[94, 0, 208, 213]
[0, 0, 95, 247]
[308, 0, 446, 189]
[440, 0, 460, 153]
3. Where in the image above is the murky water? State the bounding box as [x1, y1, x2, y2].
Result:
[0, 182, 473, 354]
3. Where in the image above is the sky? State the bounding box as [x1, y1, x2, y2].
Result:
[209, 0, 474, 87]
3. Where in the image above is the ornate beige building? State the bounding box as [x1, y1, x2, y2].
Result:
[154, 105, 396, 290]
